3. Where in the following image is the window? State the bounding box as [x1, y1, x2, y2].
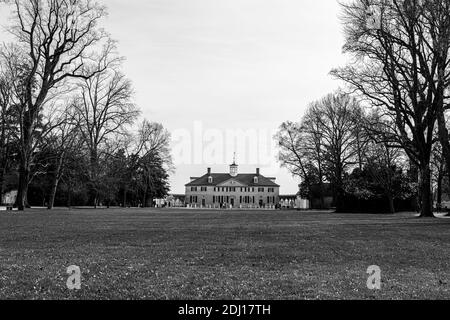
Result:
[208, 176, 213, 184]
[268, 188, 275, 193]
[201, 187, 207, 192]
[258, 188, 264, 192]
[254, 176, 259, 184]
[191, 187, 198, 192]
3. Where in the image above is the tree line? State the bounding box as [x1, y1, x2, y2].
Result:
[0, 0, 172, 210]
[277, 0, 450, 217]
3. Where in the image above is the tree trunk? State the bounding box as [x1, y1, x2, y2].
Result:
[317, 157, 325, 209]
[142, 186, 148, 208]
[17, 109, 34, 211]
[94, 191, 99, 208]
[418, 163, 434, 218]
[437, 109, 450, 203]
[89, 148, 99, 208]
[333, 158, 344, 212]
[437, 170, 443, 211]
[47, 177, 60, 210]
[0, 167, 5, 201]
[48, 154, 64, 210]
[67, 184, 72, 208]
[318, 180, 325, 209]
[0, 109, 7, 201]
[122, 187, 127, 207]
[16, 165, 30, 211]
[387, 193, 395, 214]
[333, 186, 345, 213]
[333, 178, 344, 212]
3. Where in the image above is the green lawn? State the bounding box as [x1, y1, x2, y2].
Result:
[1, 208, 450, 300]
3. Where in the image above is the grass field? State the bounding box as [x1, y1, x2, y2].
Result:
[1, 208, 450, 300]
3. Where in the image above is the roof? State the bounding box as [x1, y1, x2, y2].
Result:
[186, 173, 280, 187]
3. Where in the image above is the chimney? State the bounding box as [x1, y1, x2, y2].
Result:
[256, 168, 260, 176]
[207, 168, 211, 175]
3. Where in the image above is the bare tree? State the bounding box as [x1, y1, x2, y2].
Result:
[300, 114, 327, 208]
[276, 122, 309, 180]
[135, 120, 173, 165]
[276, 120, 324, 205]
[1, 0, 109, 210]
[45, 105, 81, 210]
[419, 1, 450, 207]
[74, 48, 140, 207]
[331, 0, 441, 217]
[276, 92, 362, 210]
[0, 55, 14, 198]
[306, 93, 362, 212]
[363, 111, 409, 213]
[123, 120, 172, 207]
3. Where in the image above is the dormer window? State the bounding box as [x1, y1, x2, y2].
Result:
[254, 176, 259, 184]
[208, 176, 213, 184]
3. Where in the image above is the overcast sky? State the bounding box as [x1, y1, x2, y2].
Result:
[0, 0, 348, 194]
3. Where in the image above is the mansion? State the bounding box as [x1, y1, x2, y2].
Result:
[185, 161, 280, 209]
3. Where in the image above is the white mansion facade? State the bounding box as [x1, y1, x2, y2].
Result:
[185, 161, 280, 208]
